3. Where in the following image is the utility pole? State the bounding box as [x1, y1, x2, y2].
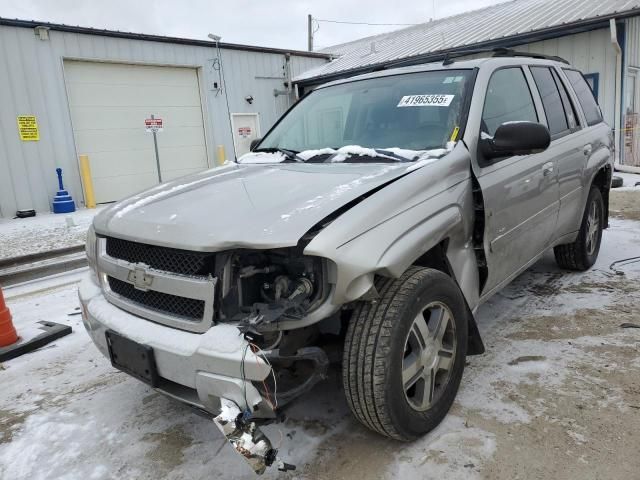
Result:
[307, 14, 313, 51]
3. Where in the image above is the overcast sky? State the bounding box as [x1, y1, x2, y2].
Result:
[0, 0, 509, 51]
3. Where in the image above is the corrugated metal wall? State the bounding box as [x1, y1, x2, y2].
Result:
[626, 16, 640, 67]
[0, 25, 326, 217]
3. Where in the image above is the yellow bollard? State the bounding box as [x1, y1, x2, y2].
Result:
[78, 154, 96, 209]
[216, 145, 226, 166]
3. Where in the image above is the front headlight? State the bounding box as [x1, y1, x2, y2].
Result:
[85, 224, 97, 275]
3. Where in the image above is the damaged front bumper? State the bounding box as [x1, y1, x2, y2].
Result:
[79, 271, 274, 410]
[78, 272, 323, 473]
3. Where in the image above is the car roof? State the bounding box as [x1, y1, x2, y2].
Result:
[315, 56, 573, 90]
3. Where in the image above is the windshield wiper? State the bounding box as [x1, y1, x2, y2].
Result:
[253, 147, 304, 162]
[373, 149, 417, 162]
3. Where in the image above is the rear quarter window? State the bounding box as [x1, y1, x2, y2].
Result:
[564, 69, 603, 126]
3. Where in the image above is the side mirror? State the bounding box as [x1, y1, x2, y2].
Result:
[481, 122, 550, 161]
[250, 138, 262, 151]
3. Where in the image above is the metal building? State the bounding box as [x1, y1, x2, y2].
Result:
[296, 0, 640, 172]
[0, 18, 329, 217]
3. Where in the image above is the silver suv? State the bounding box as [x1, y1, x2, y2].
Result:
[80, 51, 612, 472]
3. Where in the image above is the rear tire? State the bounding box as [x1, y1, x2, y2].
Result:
[554, 186, 604, 271]
[342, 267, 468, 441]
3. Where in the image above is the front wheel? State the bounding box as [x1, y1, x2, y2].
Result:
[342, 267, 468, 441]
[554, 186, 604, 271]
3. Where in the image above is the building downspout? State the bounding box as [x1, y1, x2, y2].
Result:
[610, 18, 623, 168]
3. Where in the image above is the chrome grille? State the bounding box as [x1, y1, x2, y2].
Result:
[108, 277, 205, 321]
[97, 237, 216, 333]
[106, 237, 213, 275]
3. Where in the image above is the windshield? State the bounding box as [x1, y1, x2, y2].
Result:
[245, 69, 473, 163]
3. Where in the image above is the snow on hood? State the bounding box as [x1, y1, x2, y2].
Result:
[237, 151, 288, 164]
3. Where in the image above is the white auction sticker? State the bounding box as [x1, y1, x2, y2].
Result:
[397, 94, 455, 107]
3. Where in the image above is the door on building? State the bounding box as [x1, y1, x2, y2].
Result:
[231, 113, 261, 158]
[64, 60, 209, 204]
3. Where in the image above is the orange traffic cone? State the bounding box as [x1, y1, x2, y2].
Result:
[0, 287, 18, 347]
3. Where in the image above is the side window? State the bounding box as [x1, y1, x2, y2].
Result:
[551, 68, 579, 130]
[530, 66, 569, 136]
[482, 68, 538, 136]
[564, 69, 603, 126]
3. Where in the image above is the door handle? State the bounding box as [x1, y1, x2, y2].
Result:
[542, 162, 554, 176]
[583, 144, 592, 156]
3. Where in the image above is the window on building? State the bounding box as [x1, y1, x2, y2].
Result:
[583, 73, 599, 101]
[530, 66, 569, 136]
[564, 69, 603, 126]
[482, 68, 538, 136]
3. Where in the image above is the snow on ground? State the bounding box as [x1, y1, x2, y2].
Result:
[1, 195, 640, 479]
[0, 207, 103, 260]
[614, 171, 640, 188]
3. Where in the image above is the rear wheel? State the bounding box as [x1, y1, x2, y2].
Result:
[554, 186, 604, 271]
[342, 267, 468, 441]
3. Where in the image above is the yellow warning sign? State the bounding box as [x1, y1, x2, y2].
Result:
[17, 115, 39, 141]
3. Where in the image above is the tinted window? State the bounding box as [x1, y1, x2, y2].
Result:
[482, 68, 537, 136]
[564, 69, 603, 126]
[531, 66, 568, 136]
[552, 69, 579, 129]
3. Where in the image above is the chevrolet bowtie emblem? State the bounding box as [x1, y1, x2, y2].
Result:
[128, 265, 154, 291]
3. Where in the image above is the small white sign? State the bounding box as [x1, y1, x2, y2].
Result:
[145, 118, 163, 133]
[397, 94, 455, 107]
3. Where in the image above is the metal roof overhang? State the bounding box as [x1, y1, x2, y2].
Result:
[0, 17, 332, 59]
[296, 11, 638, 87]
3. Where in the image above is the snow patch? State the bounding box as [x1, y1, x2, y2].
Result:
[297, 148, 338, 160]
[390, 415, 496, 480]
[237, 151, 288, 164]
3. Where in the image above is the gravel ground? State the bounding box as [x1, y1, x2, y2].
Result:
[1, 191, 639, 480]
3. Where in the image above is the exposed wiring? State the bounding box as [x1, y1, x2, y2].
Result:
[250, 342, 278, 409]
[314, 18, 420, 26]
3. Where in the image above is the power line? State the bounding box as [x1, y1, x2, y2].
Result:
[314, 18, 420, 27]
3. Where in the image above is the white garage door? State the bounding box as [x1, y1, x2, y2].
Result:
[64, 60, 209, 203]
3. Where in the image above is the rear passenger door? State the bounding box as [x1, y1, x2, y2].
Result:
[529, 65, 585, 240]
[475, 66, 560, 295]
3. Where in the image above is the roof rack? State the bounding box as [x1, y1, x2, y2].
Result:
[442, 47, 569, 65]
[491, 47, 570, 64]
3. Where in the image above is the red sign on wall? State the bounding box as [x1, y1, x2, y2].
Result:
[145, 118, 163, 133]
[238, 126, 252, 138]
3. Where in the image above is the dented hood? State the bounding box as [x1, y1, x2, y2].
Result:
[93, 161, 412, 251]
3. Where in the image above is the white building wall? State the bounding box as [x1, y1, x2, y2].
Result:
[625, 16, 640, 68]
[0, 25, 326, 218]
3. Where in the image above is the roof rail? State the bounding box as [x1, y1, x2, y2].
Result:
[442, 47, 569, 65]
[491, 47, 570, 64]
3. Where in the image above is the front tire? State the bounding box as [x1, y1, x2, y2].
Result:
[554, 186, 604, 271]
[342, 267, 468, 441]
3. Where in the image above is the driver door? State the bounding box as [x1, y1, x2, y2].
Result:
[475, 66, 560, 296]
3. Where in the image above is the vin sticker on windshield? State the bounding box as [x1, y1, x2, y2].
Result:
[397, 94, 454, 107]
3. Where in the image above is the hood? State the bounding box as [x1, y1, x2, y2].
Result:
[93, 160, 417, 251]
